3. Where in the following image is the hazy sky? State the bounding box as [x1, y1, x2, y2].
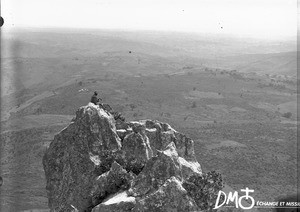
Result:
[2, 0, 297, 39]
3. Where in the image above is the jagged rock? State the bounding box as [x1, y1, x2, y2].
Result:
[128, 120, 202, 178]
[122, 127, 153, 174]
[91, 161, 135, 206]
[122, 120, 200, 164]
[43, 103, 221, 212]
[92, 178, 201, 212]
[132, 176, 200, 212]
[129, 142, 201, 197]
[43, 103, 121, 212]
[129, 142, 183, 197]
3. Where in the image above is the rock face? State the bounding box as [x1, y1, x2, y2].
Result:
[132, 176, 199, 212]
[43, 103, 222, 212]
[43, 103, 122, 212]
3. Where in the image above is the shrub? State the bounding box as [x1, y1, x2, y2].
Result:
[282, 112, 292, 119]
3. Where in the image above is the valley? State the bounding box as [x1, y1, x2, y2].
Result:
[0, 29, 298, 211]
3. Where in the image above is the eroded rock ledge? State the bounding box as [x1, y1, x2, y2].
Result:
[43, 103, 223, 212]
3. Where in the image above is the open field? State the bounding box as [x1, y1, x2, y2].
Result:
[0, 29, 298, 211]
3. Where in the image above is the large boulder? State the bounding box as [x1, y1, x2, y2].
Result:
[43, 103, 121, 211]
[43, 104, 221, 212]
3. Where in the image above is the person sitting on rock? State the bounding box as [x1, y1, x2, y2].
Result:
[91, 91, 102, 105]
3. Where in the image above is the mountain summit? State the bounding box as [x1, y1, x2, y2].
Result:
[43, 103, 223, 212]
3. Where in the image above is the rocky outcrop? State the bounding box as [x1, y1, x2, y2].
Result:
[43, 103, 122, 212]
[43, 103, 222, 212]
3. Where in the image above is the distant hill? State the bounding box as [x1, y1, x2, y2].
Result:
[2, 30, 296, 90]
[203, 51, 297, 76]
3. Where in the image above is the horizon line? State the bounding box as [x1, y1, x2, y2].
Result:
[2, 26, 297, 42]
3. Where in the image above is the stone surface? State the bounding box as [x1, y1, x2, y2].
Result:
[122, 128, 153, 174]
[43, 103, 222, 212]
[129, 142, 183, 197]
[132, 176, 200, 212]
[91, 161, 135, 207]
